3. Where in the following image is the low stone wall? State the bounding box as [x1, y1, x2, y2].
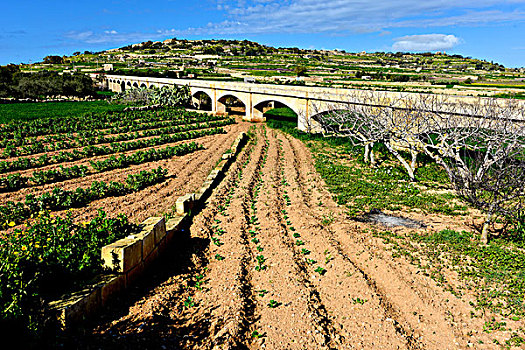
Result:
[48, 131, 247, 329]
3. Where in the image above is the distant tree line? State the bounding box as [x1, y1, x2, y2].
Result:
[0, 65, 96, 99]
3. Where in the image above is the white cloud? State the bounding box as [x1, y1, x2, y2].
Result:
[189, 0, 525, 35]
[392, 34, 461, 51]
[64, 1, 525, 45]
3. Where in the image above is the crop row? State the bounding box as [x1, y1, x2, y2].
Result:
[0, 142, 202, 192]
[0, 126, 226, 174]
[276, 137, 327, 276]
[1, 110, 230, 149]
[0, 108, 208, 140]
[1, 116, 232, 158]
[0, 167, 167, 230]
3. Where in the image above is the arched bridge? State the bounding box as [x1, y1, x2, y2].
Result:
[99, 74, 524, 132]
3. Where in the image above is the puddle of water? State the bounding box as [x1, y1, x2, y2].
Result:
[352, 209, 426, 229]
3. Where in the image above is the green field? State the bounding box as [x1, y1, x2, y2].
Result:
[263, 107, 298, 121]
[0, 101, 125, 124]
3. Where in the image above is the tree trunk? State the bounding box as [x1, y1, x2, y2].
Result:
[410, 150, 417, 172]
[364, 144, 370, 164]
[370, 149, 376, 166]
[386, 142, 415, 181]
[481, 212, 493, 245]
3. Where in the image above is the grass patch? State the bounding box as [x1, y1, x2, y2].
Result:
[374, 229, 525, 318]
[0, 101, 125, 124]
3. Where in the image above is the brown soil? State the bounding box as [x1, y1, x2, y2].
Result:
[50, 124, 510, 349]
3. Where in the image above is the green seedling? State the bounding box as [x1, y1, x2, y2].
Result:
[251, 330, 266, 339]
[307, 258, 317, 265]
[256, 245, 264, 252]
[255, 254, 267, 271]
[212, 237, 223, 246]
[301, 248, 310, 255]
[293, 232, 300, 238]
[195, 274, 205, 290]
[258, 289, 269, 297]
[295, 240, 305, 246]
[315, 266, 327, 275]
[352, 297, 367, 305]
[184, 296, 195, 308]
[215, 254, 225, 261]
[251, 238, 260, 244]
[268, 299, 280, 308]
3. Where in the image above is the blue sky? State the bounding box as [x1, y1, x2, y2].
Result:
[1, 1, 525, 67]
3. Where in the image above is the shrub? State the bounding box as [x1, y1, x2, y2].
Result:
[0, 210, 136, 337]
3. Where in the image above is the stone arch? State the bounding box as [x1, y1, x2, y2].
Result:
[253, 99, 299, 122]
[140, 83, 147, 88]
[217, 94, 246, 117]
[132, 82, 139, 88]
[120, 81, 126, 92]
[192, 90, 213, 111]
[307, 107, 352, 134]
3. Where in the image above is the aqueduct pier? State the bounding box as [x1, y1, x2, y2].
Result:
[97, 74, 524, 131]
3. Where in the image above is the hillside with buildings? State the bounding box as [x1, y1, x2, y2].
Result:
[21, 38, 525, 98]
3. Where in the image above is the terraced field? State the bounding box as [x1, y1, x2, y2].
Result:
[62, 124, 508, 350]
[0, 108, 246, 226]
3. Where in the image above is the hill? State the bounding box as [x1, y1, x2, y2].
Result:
[18, 38, 525, 98]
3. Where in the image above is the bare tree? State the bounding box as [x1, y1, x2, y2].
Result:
[314, 91, 432, 180]
[419, 97, 525, 243]
[314, 91, 525, 243]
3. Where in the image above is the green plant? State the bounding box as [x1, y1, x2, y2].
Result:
[352, 297, 368, 305]
[267, 299, 280, 308]
[258, 289, 269, 297]
[0, 210, 135, 336]
[315, 266, 327, 275]
[251, 330, 265, 339]
[255, 255, 267, 271]
[184, 296, 195, 308]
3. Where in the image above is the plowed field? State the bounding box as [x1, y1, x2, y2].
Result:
[66, 125, 499, 350]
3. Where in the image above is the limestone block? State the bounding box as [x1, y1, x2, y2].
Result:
[126, 261, 145, 286]
[158, 236, 168, 255]
[222, 153, 232, 160]
[196, 183, 211, 199]
[207, 169, 221, 184]
[49, 287, 101, 329]
[101, 237, 142, 273]
[143, 246, 159, 267]
[132, 226, 155, 258]
[175, 193, 195, 214]
[166, 214, 187, 243]
[215, 160, 227, 173]
[150, 217, 166, 245]
[99, 274, 126, 306]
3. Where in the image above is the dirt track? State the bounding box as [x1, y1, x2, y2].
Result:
[65, 125, 498, 349]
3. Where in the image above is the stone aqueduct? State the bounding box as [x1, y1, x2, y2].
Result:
[99, 74, 524, 132]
